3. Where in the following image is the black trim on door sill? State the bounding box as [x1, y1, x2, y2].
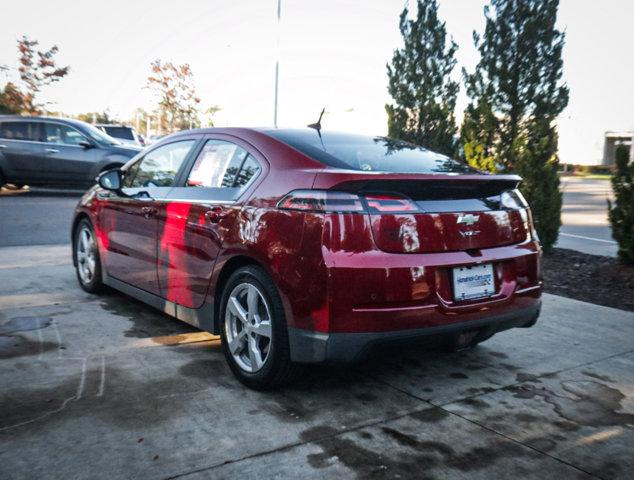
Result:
[103, 272, 216, 334]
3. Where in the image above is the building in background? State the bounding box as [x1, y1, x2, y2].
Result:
[603, 131, 634, 165]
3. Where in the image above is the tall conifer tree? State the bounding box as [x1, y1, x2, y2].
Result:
[386, 0, 459, 156]
[461, 0, 569, 252]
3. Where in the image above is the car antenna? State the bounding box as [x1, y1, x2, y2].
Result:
[307, 107, 326, 150]
[307, 107, 325, 132]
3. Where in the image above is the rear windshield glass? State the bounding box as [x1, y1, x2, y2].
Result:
[103, 126, 134, 140]
[264, 129, 475, 174]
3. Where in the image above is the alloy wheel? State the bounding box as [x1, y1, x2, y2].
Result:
[76, 226, 97, 285]
[225, 282, 273, 373]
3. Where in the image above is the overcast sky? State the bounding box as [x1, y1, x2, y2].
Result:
[1, 0, 632, 164]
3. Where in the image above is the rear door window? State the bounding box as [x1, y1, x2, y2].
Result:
[0, 121, 42, 141]
[44, 123, 88, 146]
[184, 140, 261, 199]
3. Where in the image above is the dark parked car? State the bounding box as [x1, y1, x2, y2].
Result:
[0, 116, 142, 188]
[72, 128, 542, 389]
[95, 124, 145, 147]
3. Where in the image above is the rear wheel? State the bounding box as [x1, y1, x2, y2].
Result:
[219, 266, 300, 390]
[74, 218, 104, 293]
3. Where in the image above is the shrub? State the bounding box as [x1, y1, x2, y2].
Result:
[608, 145, 634, 264]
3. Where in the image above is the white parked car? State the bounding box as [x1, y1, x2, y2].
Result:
[95, 124, 145, 147]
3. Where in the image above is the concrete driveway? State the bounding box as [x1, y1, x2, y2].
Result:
[558, 177, 617, 257]
[1, 244, 633, 480]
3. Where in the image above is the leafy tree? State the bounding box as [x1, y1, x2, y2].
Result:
[385, 0, 459, 156]
[461, 0, 569, 252]
[75, 111, 113, 124]
[0, 82, 28, 114]
[608, 145, 634, 265]
[147, 60, 201, 133]
[460, 91, 498, 172]
[17, 35, 69, 113]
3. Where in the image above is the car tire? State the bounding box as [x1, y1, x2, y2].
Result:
[73, 218, 104, 294]
[0, 171, 5, 188]
[219, 266, 301, 390]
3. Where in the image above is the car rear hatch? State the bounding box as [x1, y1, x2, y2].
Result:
[313, 171, 531, 253]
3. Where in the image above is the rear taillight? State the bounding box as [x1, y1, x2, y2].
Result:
[364, 194, 419, 213]
[277, 190, 365, 213]
[501, 190, 538, 242]
[526, 208, 539, 243]
[500, 189, 528, 210]
[277, 190, 420, 214]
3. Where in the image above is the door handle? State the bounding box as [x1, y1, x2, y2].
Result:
[205, 206, 227, 224]
[45, 148, 59, 154]
[141, 206, 157, 218]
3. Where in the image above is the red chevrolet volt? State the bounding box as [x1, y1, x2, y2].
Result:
[72, 128, 541, 389]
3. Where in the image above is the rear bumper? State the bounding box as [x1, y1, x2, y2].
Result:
[288, 300, 541, 363]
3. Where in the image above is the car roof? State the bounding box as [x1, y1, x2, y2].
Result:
[0, 115, 89, 129]
[167, 126, 343, 138]
[95, 124, 132, 128]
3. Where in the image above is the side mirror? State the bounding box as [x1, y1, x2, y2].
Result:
[79, 140, 94, 149]
[97, 169, 122, 191]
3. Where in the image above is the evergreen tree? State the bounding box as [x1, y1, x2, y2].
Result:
[386, 0, 459, 156]
[461, 0, 569, 252]
[608, 145, 634, 265]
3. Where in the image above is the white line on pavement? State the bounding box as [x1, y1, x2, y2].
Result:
[560, 232, 617, 244]
[97, 356, 106, 397]
[77, 358, 87, 399]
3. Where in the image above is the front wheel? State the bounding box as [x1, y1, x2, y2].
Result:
[219, 266, 300, 390]
[74, 218, 104, 293]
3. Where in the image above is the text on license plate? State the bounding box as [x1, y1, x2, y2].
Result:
[452, 263, 495, 301]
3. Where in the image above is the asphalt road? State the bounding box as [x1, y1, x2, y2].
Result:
[557, 177, 617, 257]
[0, 187, 83, 247]
[1, 244, 633, 479]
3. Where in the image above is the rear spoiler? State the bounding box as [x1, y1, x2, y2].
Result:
[313, 169, 522, 192]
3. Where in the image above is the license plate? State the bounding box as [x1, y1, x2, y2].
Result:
[452, 264, 495, 301]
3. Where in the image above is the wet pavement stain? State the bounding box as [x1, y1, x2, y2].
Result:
[98, 293, 198, 342]
[177, 358, 237, 390]
[516, 372, 540, 383]
[263, 393, 313, 424]
[301, 420, 531, 479]
[409, 407, 449, 423]
[0, 335, 58, 359]
[356, 392, 378, 403]
[509, 380, 634, 428]
[0, 366, 202, 432]
[464, 386, 496, 396]
[0, 316, 52, 335]
[301, 425, 437, 479]
[462, 397, 491, 409]
[581, 371, 614, 383]
[449, 372, 468, 379]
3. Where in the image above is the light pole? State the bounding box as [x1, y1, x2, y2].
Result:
[273, 0, 281, 127]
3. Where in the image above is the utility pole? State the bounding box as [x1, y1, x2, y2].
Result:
[273, 0, 281, 127]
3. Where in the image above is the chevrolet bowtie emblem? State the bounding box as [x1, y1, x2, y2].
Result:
[456, 214, 480, 226]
